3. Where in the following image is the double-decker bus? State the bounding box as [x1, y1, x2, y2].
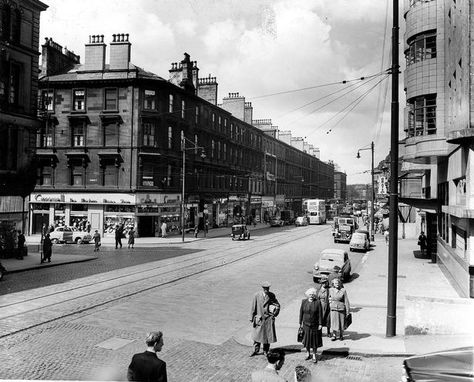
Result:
[302, 199, 326, 224]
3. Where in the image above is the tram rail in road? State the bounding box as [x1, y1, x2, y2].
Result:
[0, 225, 332, 339]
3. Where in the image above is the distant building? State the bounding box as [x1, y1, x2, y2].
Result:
[0, 0, 48, 232]
[334, 171, 347, 200]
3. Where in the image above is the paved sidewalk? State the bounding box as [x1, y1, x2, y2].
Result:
[1, 223, 269, 273]
[235, 234, 474, 356]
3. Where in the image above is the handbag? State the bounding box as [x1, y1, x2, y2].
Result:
[344, 313, 352, 330]
[297, 326, 304, 342]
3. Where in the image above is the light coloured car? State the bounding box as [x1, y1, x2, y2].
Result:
[49, 226, 92, 244]
[313, 248, 351, 283]
[349, 232, 369, 252]
[295, 216, 308, 226]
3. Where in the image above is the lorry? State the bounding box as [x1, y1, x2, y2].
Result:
[333, 216, 358, 243]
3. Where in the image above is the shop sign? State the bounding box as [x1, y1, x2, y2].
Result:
[31, 193, 135, 205]
[136, 193, 181, 205]
[251, 196, 262, 203]
[285, 198, 293, 203]
[276, 194, 285, 203]
[262, 200, 274, 207]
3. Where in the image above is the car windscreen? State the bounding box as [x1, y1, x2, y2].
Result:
[321, 253, 344, 262]
[352, 233, 365, 240]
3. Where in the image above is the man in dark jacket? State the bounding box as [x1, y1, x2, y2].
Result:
[127, 331, 167, 382]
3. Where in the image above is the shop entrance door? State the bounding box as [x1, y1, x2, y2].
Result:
[426, 212, 438, 263]
[138, 216, 155, 237]
[32, 214, 49, 234]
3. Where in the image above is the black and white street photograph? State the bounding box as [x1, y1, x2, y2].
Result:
[1, 0, 473, 381]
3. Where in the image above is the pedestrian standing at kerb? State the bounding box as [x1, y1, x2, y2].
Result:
[93, 230, 101, 252]
[249, 281, 280, 357]
[127, 331, 167, 382]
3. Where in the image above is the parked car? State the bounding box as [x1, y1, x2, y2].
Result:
[356, 229, 371, 244]
[402, 346, 474, 382]
[312, 248, 351, 283]
[49, 226, 92, 244]
[269, 217, 284, 227]
[295, 216, 309, 226]
[231, 224, 250, 240]
[349, 232, 370, 252]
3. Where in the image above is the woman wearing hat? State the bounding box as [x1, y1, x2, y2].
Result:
[298, 287, 323, 363]
[329, 278, 350, 341]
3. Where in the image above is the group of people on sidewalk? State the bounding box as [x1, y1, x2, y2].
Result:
[249, 278, 350, 381]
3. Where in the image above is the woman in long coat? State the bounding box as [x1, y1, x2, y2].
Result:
[318, 279, 331, 335]
[329, 278, 350, 341]
[299, 287, 323, 363]
[249, 282, 280, 356]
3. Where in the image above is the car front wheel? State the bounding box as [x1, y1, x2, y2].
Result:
[75, 238, 83, 244]
[51, 238, 59, 244]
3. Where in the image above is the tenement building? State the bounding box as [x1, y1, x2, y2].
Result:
[400, 0, 474, 297]
[0, 0, 48, 234]
[34, 34, 334, 238]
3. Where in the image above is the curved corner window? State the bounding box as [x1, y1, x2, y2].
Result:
[406, 94, 436, 137]
[405, 31, 436, 66]
[409, 0, 434, 7]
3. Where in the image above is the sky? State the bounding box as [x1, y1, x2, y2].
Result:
[40, 0, 404, 185]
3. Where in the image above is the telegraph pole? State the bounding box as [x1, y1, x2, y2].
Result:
[387, 0, 399, 337]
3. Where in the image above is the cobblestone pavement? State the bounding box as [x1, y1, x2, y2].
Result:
[0, 319, 404, 381]
[0, 246, 196, 295]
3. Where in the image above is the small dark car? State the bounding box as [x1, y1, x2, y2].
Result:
[401, 346, 474, 382]
[231, 224, 250, 240]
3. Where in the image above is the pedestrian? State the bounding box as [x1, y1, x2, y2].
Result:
[318, 279, 331, 335]
[204, 219, 209, 237]
[17, 230, 25, 260]
[418, 231, 427, 255]
[93, 230, 101, 252]
[249, 281, 280, 357]
[127, 331, 167, 382]
[161, 221, 167, 238]
[42, 233, 52, 263]
[298, 287, 323, 363]
[326, 265, 342, 286]
[115, 224, 123, 249]
[194, 225, 199, 238]
[328, 278, 350, 341]
[128, 228, 135, 249]
[384, 229, 389, 245]
[250, 349, 286, 382]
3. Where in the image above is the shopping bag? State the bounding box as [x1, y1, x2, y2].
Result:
[297, 326, 304, 342]
[344, 313, 352, 330]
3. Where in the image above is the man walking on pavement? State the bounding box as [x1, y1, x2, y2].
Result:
[251, 349, 286, 382]
[17, 230, 25, 260]
[250, 281, 280, 357]
[115, 224, 123, 249]
[127, 331, 167, 382]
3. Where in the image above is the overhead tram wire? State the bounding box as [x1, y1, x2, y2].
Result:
[374, 0, 391, 144]
[324, 75, 390, 135]
[247, 70, 389, 100]
[286, 72, 387, 126]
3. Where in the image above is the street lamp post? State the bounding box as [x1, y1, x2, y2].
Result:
[181, 136, 206, 242]
[357, 141, 375, 240]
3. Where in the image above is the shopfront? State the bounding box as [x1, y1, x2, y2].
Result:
[29, 192, 136, 236]
[135, 193, 181, 237]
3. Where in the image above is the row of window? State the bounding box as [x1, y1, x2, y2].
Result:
[40, 88, 261, 149]
[38, 164, 119, 187]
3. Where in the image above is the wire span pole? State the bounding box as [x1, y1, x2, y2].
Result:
[387, 0, 399, 337]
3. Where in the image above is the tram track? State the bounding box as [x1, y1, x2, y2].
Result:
[0, 225, 330, 339]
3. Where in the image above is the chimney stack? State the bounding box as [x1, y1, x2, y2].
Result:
[84, 34, 106, 71]
[109, 33, 131, 70]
